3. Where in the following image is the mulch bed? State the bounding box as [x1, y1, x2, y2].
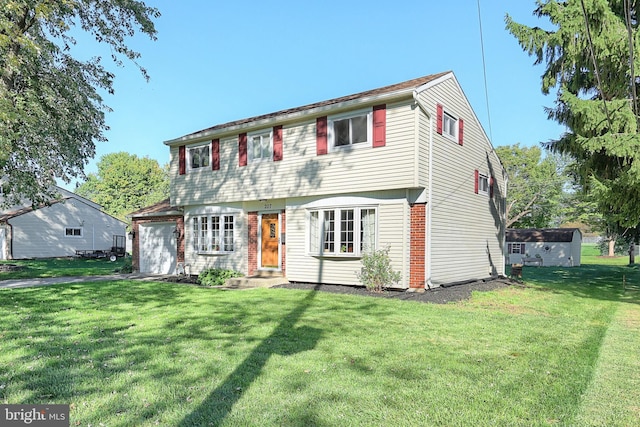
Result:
[0, 264, 24, 272]
[274, 277, 522, 304]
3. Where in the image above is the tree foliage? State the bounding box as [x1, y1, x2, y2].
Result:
[0, 0, 160, 208]
[506, 0, 640, 235]
[495, 144, 567, 228]
[75, 152, 169, 221]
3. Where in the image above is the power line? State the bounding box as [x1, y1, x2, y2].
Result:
[477, 0, 493, 142]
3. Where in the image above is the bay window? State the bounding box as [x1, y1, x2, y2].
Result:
[308, 207, 376, 256]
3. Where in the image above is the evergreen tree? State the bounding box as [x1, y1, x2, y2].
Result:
[506, 0, 640, 236]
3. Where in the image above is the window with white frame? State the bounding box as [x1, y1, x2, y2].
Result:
[192, 215, 235, 253]
[478, 173, 489, 195]
[329, 109, 371, 150]
[65, 227, 82, 237]
[249, 130, 272, 162]
[308, 207, 376, 256]
[508, 243, 526, 254]
[443, 111, 457, 139]
[189, 145, 210, 169]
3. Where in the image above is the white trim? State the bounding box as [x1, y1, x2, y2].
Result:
[247, 129, 273, 163]
[328, 107, 373, 152]
[306, 206, 378, 258]
[64, 227, 83, 238]
[187, 143, 211, 171]
[164, 88, 414, 146]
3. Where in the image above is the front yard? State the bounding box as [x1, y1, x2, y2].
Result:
[0, 253, 639, 426]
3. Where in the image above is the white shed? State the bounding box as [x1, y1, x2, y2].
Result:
[506, 228, 581, 267]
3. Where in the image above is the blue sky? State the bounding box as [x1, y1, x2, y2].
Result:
[63, 0, 561, 188]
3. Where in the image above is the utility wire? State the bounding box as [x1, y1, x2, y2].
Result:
[476, 0, 493, 142]
[623, 0, 639, 127]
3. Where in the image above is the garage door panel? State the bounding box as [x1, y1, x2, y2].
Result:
[140, 223, 176, 274]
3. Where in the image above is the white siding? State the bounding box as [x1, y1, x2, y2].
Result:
[171, 100, 418, 206]
[418, 77, 506, 285]
[9, 198, 126, 259]
[183, 205, 247, 275]
[286, 192, 409, 288]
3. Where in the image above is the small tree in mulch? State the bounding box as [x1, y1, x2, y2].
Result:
[357, 247, 401, 292]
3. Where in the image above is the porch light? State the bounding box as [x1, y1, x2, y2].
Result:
[128, 230, 135, 239]
[172, 227, 180, 238]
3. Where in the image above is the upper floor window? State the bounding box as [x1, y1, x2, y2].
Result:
[478, 173, 489, 195]
[443, 111, 457, 139]
[328, 109, 372, 150]
[189, 145, 210, 170]
[249, 130, 272, 162]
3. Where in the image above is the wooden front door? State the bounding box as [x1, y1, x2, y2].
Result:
[261, 213, 279, 268]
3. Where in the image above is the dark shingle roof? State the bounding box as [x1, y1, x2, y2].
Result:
[171, 71, 452, 141]
[128, 198, 182, 218]
[506, 228, 581, 243]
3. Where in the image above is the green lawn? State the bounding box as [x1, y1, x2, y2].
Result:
[0, 257, 127, 279]
[1, 251, 639, 426]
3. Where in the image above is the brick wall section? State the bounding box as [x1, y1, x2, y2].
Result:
[280, 209, 286, 276]
[409, 203, 426, 288]
[248, 212, 258, 276]
[131, 215, 184, 272]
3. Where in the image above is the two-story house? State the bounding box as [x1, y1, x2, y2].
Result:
[130, 71, 506, 289]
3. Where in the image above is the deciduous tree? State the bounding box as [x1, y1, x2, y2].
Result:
[0, 0, 160, 208]
[75, 152, 169, 221]
[495, 144, 567, 228]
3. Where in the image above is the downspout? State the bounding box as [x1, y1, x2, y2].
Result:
[413, 91, 434, 289]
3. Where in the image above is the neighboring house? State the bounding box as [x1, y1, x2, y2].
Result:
[131, 71, 507, 289]
[0, 186, 127, 259]
[506, 228, 582, 267]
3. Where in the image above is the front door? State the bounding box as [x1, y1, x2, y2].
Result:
[261, 213, 279, 269]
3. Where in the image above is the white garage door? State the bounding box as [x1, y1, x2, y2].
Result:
[139, 223, 177, 274]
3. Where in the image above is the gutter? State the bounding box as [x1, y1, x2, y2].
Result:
[164, 88, 417, 147]
[412, 90, 434, 289]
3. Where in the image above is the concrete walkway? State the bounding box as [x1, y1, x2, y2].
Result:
[0, 273, 169, 289]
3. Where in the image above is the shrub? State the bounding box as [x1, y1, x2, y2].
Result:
[598, 237, 634, 256]
[116, 257, 133, 273]
[357, 247, 402, 292]
[197, 268, 243, 287]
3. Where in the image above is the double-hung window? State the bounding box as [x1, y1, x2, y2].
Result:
[192, 215, 235, 253]
[478, 173, 489, 195]
[507, 243, 526, 255]
[248, 130, 272, 162]
[443, 111, 457, 139]
[308, 207, 376, 256]
[189, 145, 210, 170]
[328, 109, 372, 150]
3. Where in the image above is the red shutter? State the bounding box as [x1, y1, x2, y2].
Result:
[238, 133, 247, 166]
[212, 139, 220, 171]
[316, 116, 327, 155]
[490, 176, 494, 198]
[458, 118, 464, 146]
[178, 145, 186, 175]
[436, 104, 443, 135]
[372, 104, 386, 148]
[474, 169, 479, 194]
[273, 125, 283, 161]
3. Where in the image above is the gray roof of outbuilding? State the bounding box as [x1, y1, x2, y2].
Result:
[506, 228, 581, 243]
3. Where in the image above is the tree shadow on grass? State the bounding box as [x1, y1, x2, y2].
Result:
[522, 264, 640, 304]
[178, 286, 323, 427]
